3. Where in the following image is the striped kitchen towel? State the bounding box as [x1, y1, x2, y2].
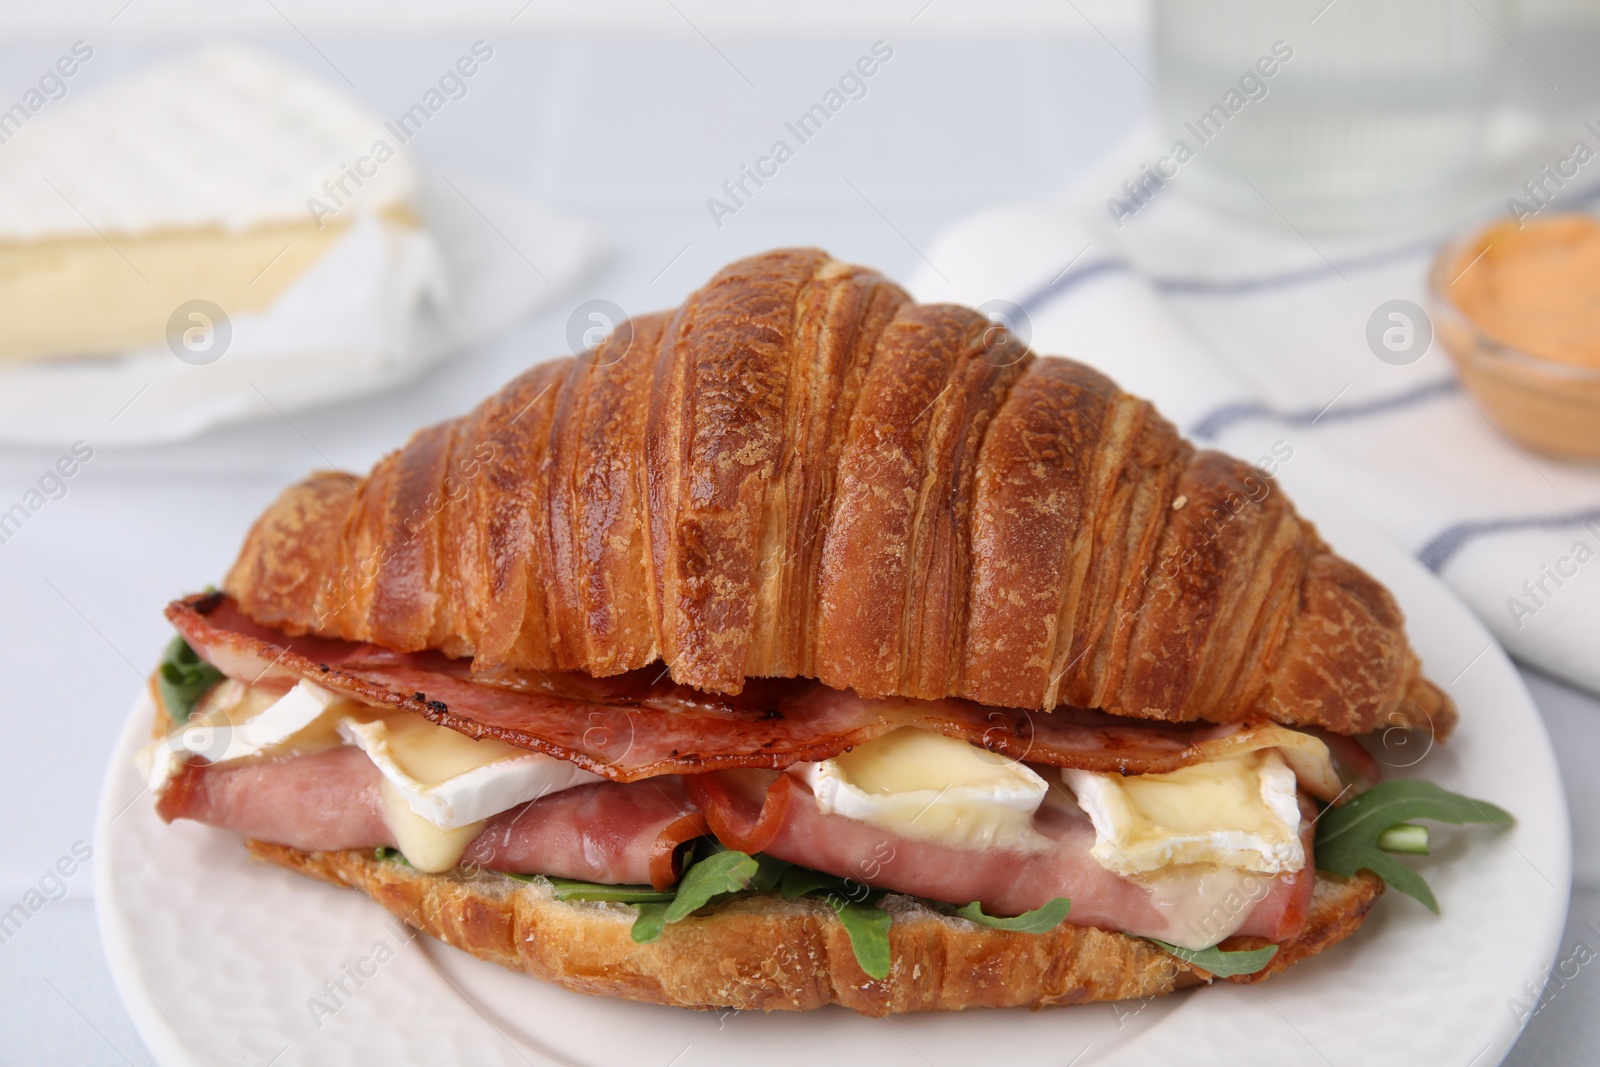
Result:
[909, 135, 1600, 697]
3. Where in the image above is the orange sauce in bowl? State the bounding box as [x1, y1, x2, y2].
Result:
[1433, 214, 1600, 461]
[1449, 216, 1600, 369]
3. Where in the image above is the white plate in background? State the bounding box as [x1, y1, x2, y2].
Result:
[0, 169, 602, 448]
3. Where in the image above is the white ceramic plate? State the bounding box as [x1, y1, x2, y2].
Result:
[96, 499, 1571, 1067]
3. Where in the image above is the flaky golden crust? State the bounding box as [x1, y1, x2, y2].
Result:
[225, 248, 1452, 737]
[247, 840, 1384, 1015]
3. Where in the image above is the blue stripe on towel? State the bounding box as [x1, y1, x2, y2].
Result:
[1015, 260, 1131, 317]
[1418, 505, 1600, 572]
[1017, 240, 1433, 318]
[1155, 240, 1434, 297]
[1189, 378, 1456, 440]
[1020, 189, 1600, 317]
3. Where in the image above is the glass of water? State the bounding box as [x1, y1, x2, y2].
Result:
[1153, 0, 1515, 233]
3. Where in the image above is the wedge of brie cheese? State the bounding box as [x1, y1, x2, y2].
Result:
[0, 46, 416, 363]
[140, 678, 599, 872]
[1063, 750, 1305, 877]
[794, 728, 1052, 853]
[339, 714, 600, 832]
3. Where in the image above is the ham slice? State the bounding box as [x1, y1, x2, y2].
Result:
[156, 746, 389, 851]
[462, 778, 705, 889]
[153, 718, 1311, 943]
[157, 751, 705, 889]
[169, 594, 1345, 799]
[686, 769, 1315, 945]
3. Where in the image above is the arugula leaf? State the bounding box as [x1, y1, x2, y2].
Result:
[955, 897, 1071, 933]
[779, 867, 849, 899]
[629, 848, 762, 943]
[778, 867, 880, 904]
[773, 867, 893, 976]
[663, 849, 759, 922]
[824, 897, 893, 979]
[156, 634, 224, 723]
[373, 846, 410, 866]
[697, 839, 790, 891]
[631, 903, 669, 942]
[1146, 939, 1278, 978]
[544, 878, 675, 904]
[1315, 780, 1514, 913]
[748, 854, 793, 892]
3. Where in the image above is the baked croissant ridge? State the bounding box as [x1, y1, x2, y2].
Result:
[143, 248, 1478, 1016]
[229, 247, 1450, 736]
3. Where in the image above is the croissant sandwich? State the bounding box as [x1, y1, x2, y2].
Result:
[138, 248, 1509, 1015]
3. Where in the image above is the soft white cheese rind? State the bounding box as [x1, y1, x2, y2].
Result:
[1137, 863, 1281, 951]
[0, 46, 413, 241]
[1063, 750, 1305, 878]
[138, 677, 600, 845]
[795, 728, 1053, 853]
[219, 680, 343, 759]
[340, 717, 601, 831]
[137, 679, 341, 791]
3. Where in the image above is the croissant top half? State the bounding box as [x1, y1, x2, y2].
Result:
[225, 249, 1454, 738]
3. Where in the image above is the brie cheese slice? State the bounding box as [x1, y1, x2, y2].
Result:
[795, 728, 1051, 853]
[0, 46, 418, 363]
[378, 779, 486, 874]
[137, 679, 347, 790]
[139, 676, 601, 844]
[340, 714, 600, 831]
[1063, 750, 1305, 878]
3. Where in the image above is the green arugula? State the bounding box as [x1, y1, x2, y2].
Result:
[660, 849, 760, 923]
[955, 897, 1072, 933]
[775, 867, 893, 978]
[156, 634, 224, 723]
[745, 853, 793, 893]
[543, 878, 674, 904]
[778, 866, 871, 901]
[490, 847, 1073, 982]
[653, 857, 899, 979]
[1315, 780, 1514, 913]
[628, 845, 786, 944]
[1146, 939, 1279, 978]
[824, 898, 894, 979]
[631, 902, 669, 942]
[373, 846, 411, 867]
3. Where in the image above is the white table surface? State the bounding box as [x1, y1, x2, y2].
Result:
[1, 23, 1596, 1067]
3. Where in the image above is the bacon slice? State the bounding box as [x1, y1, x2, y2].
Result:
[157, 749, 703, 888]
[686, 770, 1316, 944]
[169, 595, 1345, 798]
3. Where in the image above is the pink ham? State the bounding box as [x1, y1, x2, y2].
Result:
[155, 745, 1312, 945]
[157, 753, 704, 888]
[463, 778, 705, 889]
[686, 769, 1315, 944]
[156, 746, 390, 851]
